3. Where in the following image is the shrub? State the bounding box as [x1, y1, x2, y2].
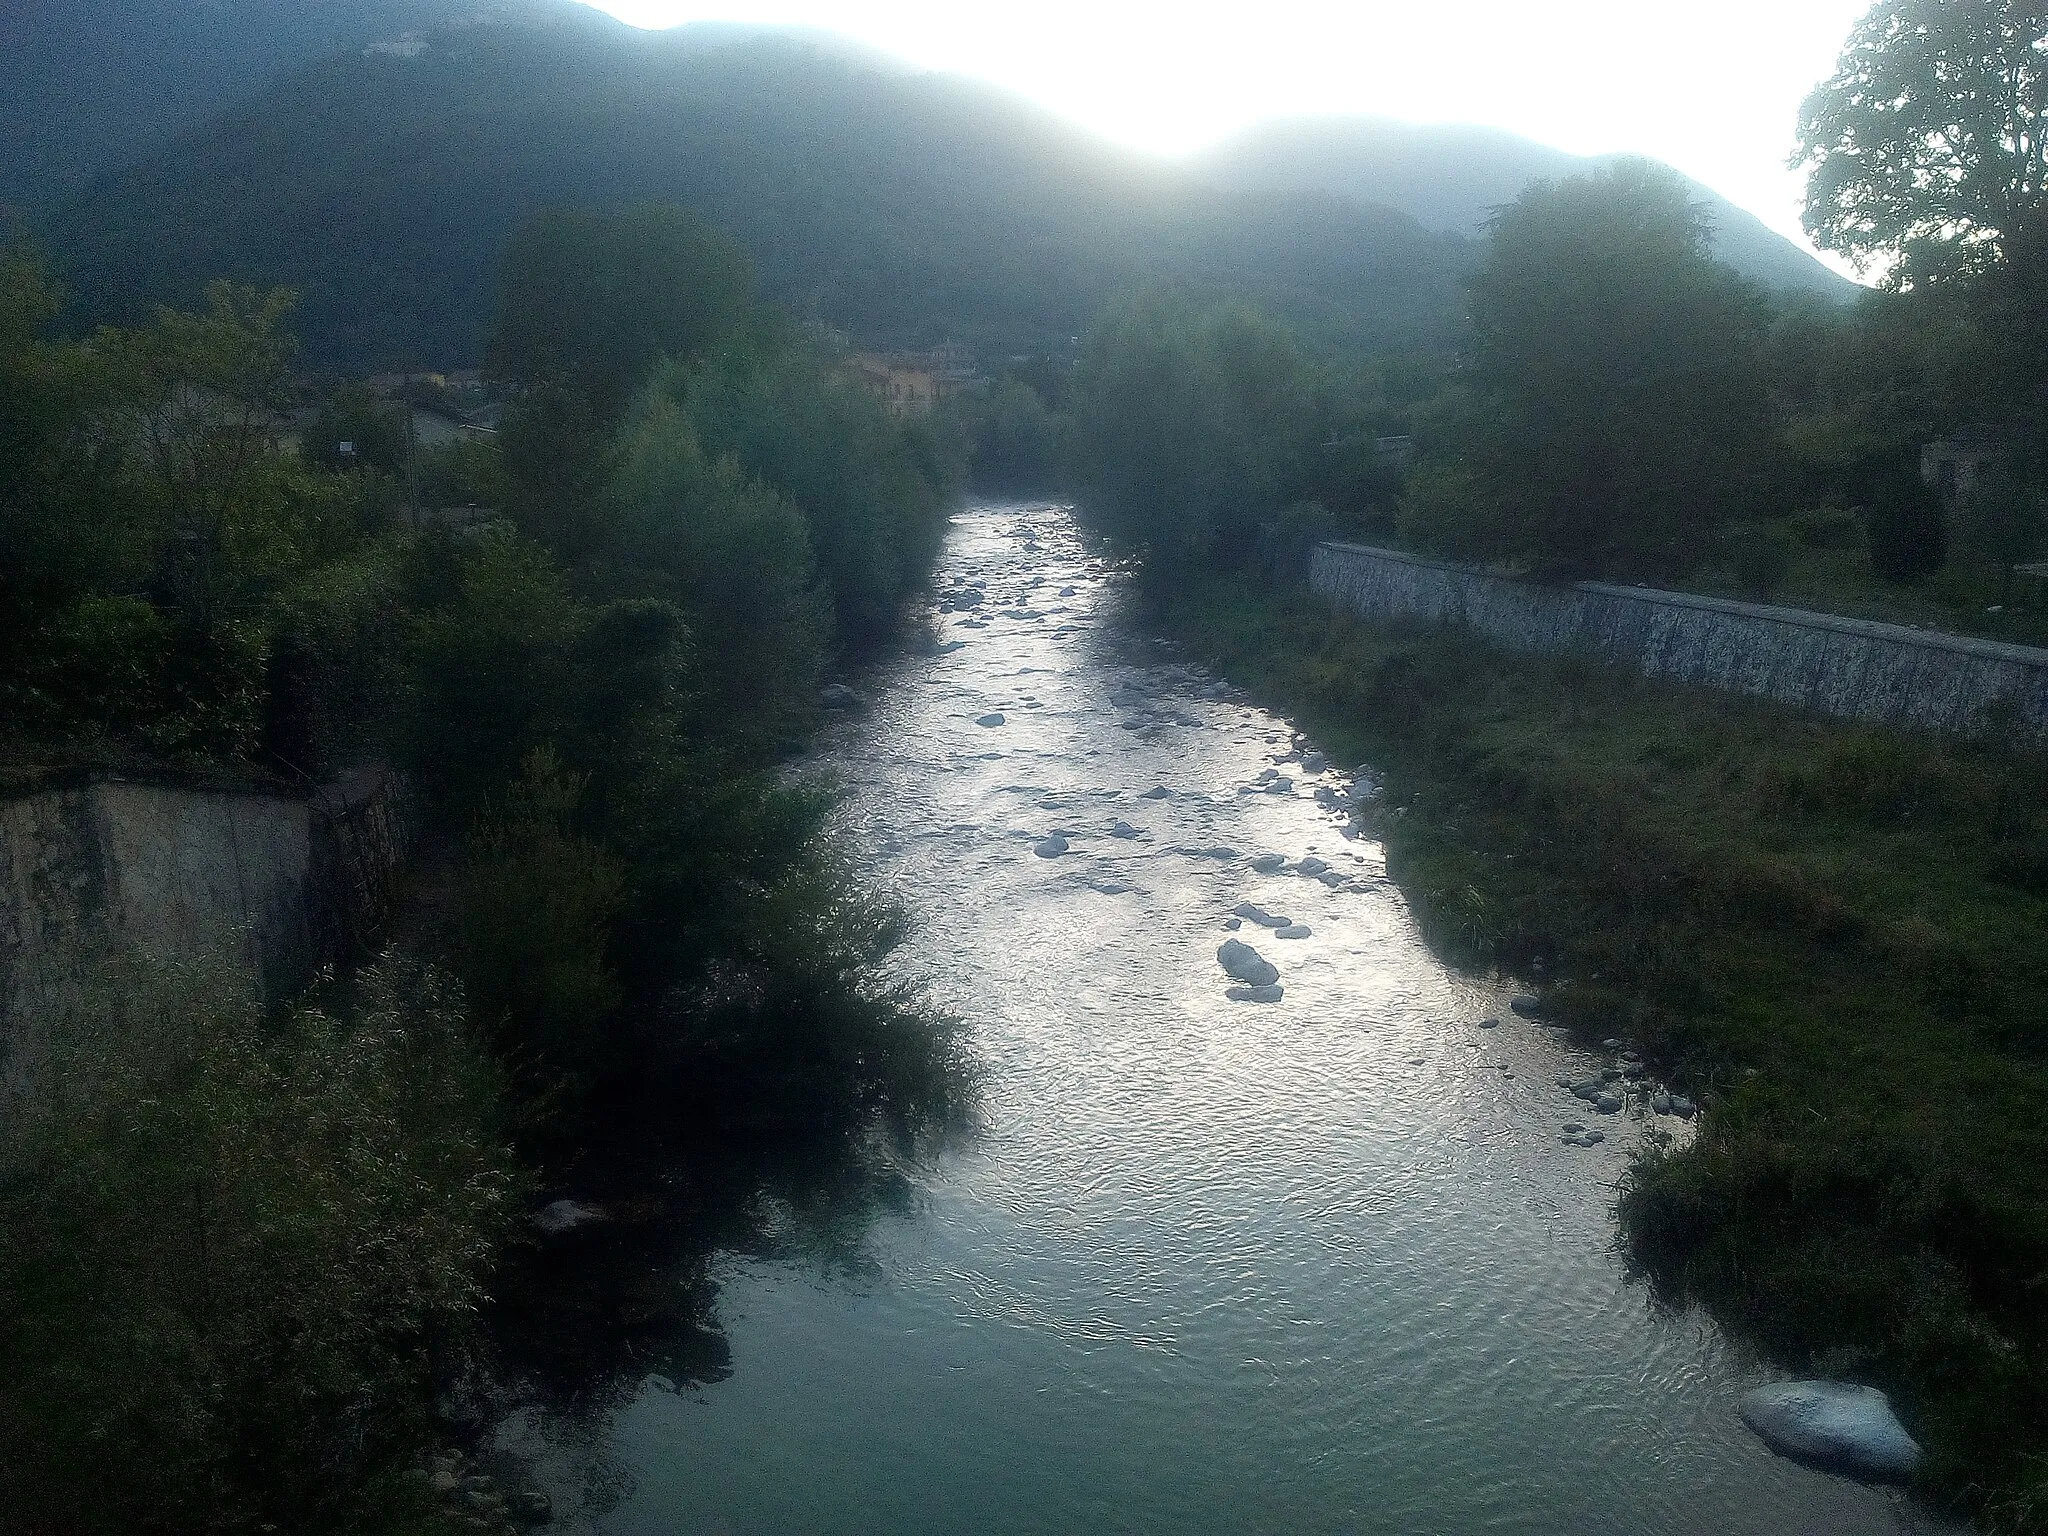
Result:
[1867, 472, 1949, 583]
[1730, 522, 1798, 600]
[0, 955, 513, 1534]
[1789, 504, 1864, 550]
[605, 393, 828, 754]
[461, 747, 628, 1109]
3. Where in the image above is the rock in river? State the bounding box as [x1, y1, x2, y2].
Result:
[1141, 785, 1172, 800]
[1251, 852, 1288, 874]
[1233, 902, 1290, 927]
[1738, 1382, 1922, 1483]
[1509, 994, 1548, 1019]
[1033, 836, 1069, 858]
[1217, 939, 1280, 988]
[1109, 820, 1140, 839]
[976, 712, 1006, 727]
[820, 683, 861, 710]
[1275, 925, 1311, 939]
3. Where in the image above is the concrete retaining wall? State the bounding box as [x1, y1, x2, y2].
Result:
[1308, 542, 2048, 738]
[0, 770, 411, 1082]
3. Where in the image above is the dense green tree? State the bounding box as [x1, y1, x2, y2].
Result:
[1866, 461, 1951, 580]
[672, 350, 958, 644]
[0, 246, 129, 618]
[955, 376, 1060, 493]
[95, 281, 303, 624]
[1064, 289, 1317, 572]
[605, 388, 828, 751]
[1449, 161, 1778, 580]
[1797, 0, 2048, 286]
[487, 204, 759, 553]
[1798, 3, 2048, 474]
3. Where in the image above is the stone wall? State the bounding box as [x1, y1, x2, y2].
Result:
[0, 770, 411, 1082]
[1308, 542, 2048, 739]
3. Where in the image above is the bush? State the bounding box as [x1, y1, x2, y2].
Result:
[0, 955, 513, 1534]
[957, 376, 1060, 493]
[461, 747, 628, 1109]
[1730, 522, 1798, 600]
[403, 526, 585, 815]
[1867, 472, 1949, 583]
[1789, 504, 1864, 550]
[669, 351, 957, 646]
[605, 392, 828, 754]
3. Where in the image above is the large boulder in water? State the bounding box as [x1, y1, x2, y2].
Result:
[1738, 1382, 1922, 1483]
[1216, 939, 1279, 988]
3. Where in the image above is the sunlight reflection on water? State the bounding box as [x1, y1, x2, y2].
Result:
[524, 505, 1938, 1536]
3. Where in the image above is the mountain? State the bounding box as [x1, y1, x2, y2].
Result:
[0, 0, 592, 216]
[1190, 118, 1859, 300]
[38, 19, 1474, 369]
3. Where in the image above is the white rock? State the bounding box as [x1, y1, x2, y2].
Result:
[1739, 1382, 1922, 1482]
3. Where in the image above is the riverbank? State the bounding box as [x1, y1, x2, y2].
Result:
[1145, 569, 2048, 1530]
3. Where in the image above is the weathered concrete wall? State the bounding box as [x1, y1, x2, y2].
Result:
[1309, 542, 2048, 738]
[0, 771, 411, 1081]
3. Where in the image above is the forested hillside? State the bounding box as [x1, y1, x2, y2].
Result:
[0, 0, 574, 213]
[39, 19, 1472, 370]
[1192, 117, 1857, 300]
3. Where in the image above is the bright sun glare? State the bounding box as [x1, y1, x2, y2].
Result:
[576, 0, 1875, 275]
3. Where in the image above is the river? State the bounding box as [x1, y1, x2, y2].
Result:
[500, 504, 1938, 1535]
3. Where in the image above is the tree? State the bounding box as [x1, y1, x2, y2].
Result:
[489, 204, 760, 552]
[1454, 161, 1777, 580]
[1064, 289, 1317, 573]
[96, 282, 300, 628]
[1796, 0, 2048, 286]
[1866, 464, 1951, 580]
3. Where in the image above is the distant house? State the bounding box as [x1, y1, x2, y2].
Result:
[1921, 425, 2005, 504]
[849, 353, 945, 417]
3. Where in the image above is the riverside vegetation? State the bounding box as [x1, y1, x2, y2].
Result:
[0, 205, 970, 1533]
[1057, 128, 2048, 1533]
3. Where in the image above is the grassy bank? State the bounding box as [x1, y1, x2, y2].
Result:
[1147, 571, 2048, 1529]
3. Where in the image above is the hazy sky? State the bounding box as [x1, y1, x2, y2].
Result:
[577, 0, 1875, 276]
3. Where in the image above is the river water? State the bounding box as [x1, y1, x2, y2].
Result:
[505, 505, 1935, 1534]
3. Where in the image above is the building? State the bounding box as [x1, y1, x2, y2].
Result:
[1921, 425, 2005, 504]
[849, 353, 945, 417]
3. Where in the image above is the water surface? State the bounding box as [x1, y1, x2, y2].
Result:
[508, 505, 1935, 1535]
